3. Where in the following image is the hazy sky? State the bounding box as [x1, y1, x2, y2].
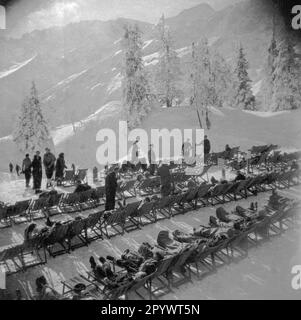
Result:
[4, 0, 242, 37]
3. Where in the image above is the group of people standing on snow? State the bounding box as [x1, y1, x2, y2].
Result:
[18, 148, 68, 193]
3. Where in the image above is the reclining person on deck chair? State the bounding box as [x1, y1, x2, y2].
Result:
[73, 180, 92, 193]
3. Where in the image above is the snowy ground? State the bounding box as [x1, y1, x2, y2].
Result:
[1, 168, 301, 300]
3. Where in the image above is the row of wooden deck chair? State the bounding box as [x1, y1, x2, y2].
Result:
[0, 169, 299, 276]
[74, 200, 300, 300]
[0, 238, 47, 275]
[61, 169, 88, 187]
[208, 147, 240, 165]
[0, 186, 107, 228]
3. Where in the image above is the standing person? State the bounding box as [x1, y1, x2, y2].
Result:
[15, 164, 21, 176]
[55, 153, 67, 186]
[22, 154, 32, 188]
[71, 163, 76, 174]
[203, 135, 211, 163]
[31, 151, 42, 194]
[131, 137, 140, 165]
[148, 144, 156, 175]
[105, 167, 119, 211]
[157, 161, 172, 197]
[43, 148, 56, 188]
[9, 162, 13, 173]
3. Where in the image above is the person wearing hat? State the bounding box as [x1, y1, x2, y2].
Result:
[55, 152, 67, 186]
[43, 148, 56, 188]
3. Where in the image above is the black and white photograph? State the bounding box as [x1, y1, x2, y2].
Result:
[0, 0, 301, 303]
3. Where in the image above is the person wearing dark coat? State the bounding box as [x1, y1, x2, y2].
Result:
[203, 135, 211, 163]
[16, 164, 21, 176]
[105, 167, 119, 211]
[9, 163, 13, 173]
[157, 162, 172, 197]
[31, 151, 42, 193]
[55, 153, 67, 186]
[43, 148, 56, 188]
[22, 154, 32, 188]
[204, 135, 211, 154]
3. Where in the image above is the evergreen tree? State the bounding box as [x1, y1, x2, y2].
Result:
[156, 15, 183, 108]
[190, 39, 215, 112]
[259, 34, 278, 111]
[234, 45, 256, 110]
[13, 82, 51, 153]
[211, 52, 237, 108]
[271, 37, 301, 111]
[122, 24, 153, 129]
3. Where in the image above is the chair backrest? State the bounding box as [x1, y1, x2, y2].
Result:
[30, 198, 48, 212]
[120, 180, 136, 192]
[12, 199, 32, 216]
[136, 201, 154, 217]
[0, 204, 7, 220]
[69, 219, 86, 237]
[197, 184, 211, 198]
[76, 169, 88, 181]
[64, 170, 75, 181]
[123, 201, 142, 218]
[62, 193, 80, 205]
[95, 186, 105, 199]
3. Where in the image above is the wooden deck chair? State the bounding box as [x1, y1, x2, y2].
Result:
[60, 192, 82, 213]
[195, 184, 212, 206]
[0, 204, 11, 228]
[126, 273, 154, 300]
[62, 170, 76, 187]
[44, 223, 71, 257]
[148, 255, 175, 299]
[117, 180, 137, 199]
[169, 246, 197, 287]
[94, 186, 106, 205]
[122, 201, 143, 232]
[233, 179, 250, 200]
[168, 193, 186, 215]
[78, 189, 95, 210]
[104, 280, 134, 300]
[29, 197, 49, 220]
[226, 232, 248, 261]
[181, 187, 199, 210]
[0, 245, 24, 275]
[185, 242, 214, 277]
[74, 169, 88, 184]
[46, 192, 63, 216]
[222, 181, 241, 202]
[100, 209, 125, 238]
[8, 199, 32, 224]
[67, 218, 89, 251]
[134, 201, 156, 226]
[18, 239, 47, 271]
[83, 211, 103, 241]
[154, 196, 174, 219]
[209, 184, 229, 205]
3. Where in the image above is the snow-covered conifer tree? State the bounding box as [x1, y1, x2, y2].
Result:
[234, 45, 256, 110]
[156, 14, 183, 108]
[13, 82, 51, 153]
[271, 37, 301, 111]
[122, 24, 153, 128]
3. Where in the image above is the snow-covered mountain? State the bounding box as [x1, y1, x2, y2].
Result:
[0, 0, 287, 137]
